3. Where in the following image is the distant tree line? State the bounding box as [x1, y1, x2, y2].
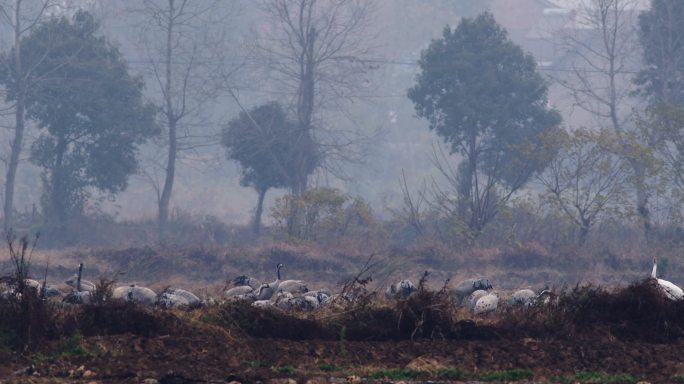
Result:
[1, 0, 684, 247]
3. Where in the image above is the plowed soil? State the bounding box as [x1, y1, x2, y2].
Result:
[2, 329, 684, 383]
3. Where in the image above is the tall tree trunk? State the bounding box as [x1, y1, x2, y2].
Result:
[158, 118, 176, 240]
[297, 27, 315, 138]
[605, 2, 650, 244]
[48, 136, 67, 232]
[3, 0, 24, 232]
[632, 160, 651, 243]
[252, 188, 267, 236]
[158, 0, 176, 241]
[465, 134, 478, 232]
[293, 26, 316, 197]
[579, 217, 590, 246]
[284, 24, 316, 238]
[285, 183, 301, 238]
[5, 88, 25, 232]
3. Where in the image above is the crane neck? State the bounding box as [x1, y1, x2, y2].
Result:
[77, 264, 83, 292]
[652, 261, 657, 279]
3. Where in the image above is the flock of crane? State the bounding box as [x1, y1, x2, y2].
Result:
[1, 257, 682, 314]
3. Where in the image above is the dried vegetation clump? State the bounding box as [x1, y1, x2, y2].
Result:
[0, 234, 52, 351]
[499, 279, 684, 342]
[55, 302, 183, 339]
[210, 278, 684, 344]
[394, 272, 455, 340]
[211, 300, 324, 340]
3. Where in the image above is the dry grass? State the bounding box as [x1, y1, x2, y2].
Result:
[0, 239, 670, 299]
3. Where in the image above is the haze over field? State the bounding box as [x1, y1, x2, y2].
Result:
[0, 1, 622, 219]
[0, 0, 682, 255]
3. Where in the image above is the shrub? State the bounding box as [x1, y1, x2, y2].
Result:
[272, 188, 348, 240]
[271, 188, 385, 246]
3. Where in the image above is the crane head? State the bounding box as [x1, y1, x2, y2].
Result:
[474, 278, 492, 290]
[233, 275, 250, 286]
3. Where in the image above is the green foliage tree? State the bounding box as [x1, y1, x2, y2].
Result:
[636, 0, 684, 105]
[222, 102, 318, 235]
[635, 0, 684, 218]
[407, 12, 562, 236]
[1, 11, 157, 231]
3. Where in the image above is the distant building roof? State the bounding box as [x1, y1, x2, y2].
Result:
[490, 0, 556, 33]
[492, 0, 647, 40]
[547, 0, 649, 11]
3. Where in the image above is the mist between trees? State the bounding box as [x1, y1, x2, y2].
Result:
[0, 0, 684, 255]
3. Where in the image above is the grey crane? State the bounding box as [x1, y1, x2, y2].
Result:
[385, 280, 417, 300]
[112, 284, 157, 306]
[225, 285, 254, 297]
[232, 275, 262, 290]
[266, 263, 308, 294]
[467, 289, 490, 311]
[452, 277, 492, 304]
[65, 263, 96, 292]
[472, 293, 498, 315]
[508, 289, 536, 307]
[157, 287, 201, 309]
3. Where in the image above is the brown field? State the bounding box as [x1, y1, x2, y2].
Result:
[1, 242, 684, 383]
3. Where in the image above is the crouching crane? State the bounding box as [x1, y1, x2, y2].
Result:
[472, 293, 498, 315]
[157, 287, 202, 309]
[112, 284, 157, 306]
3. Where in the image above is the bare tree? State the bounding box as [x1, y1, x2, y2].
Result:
[257, 0, 376, 195]
[552, 0, 655, 240]
[426, 140, 557, 239]
[538, 128, 630, 244]
[0, 0, 53, 232]
[397, 169, 426, 236]
[132, 0, 235, 239]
